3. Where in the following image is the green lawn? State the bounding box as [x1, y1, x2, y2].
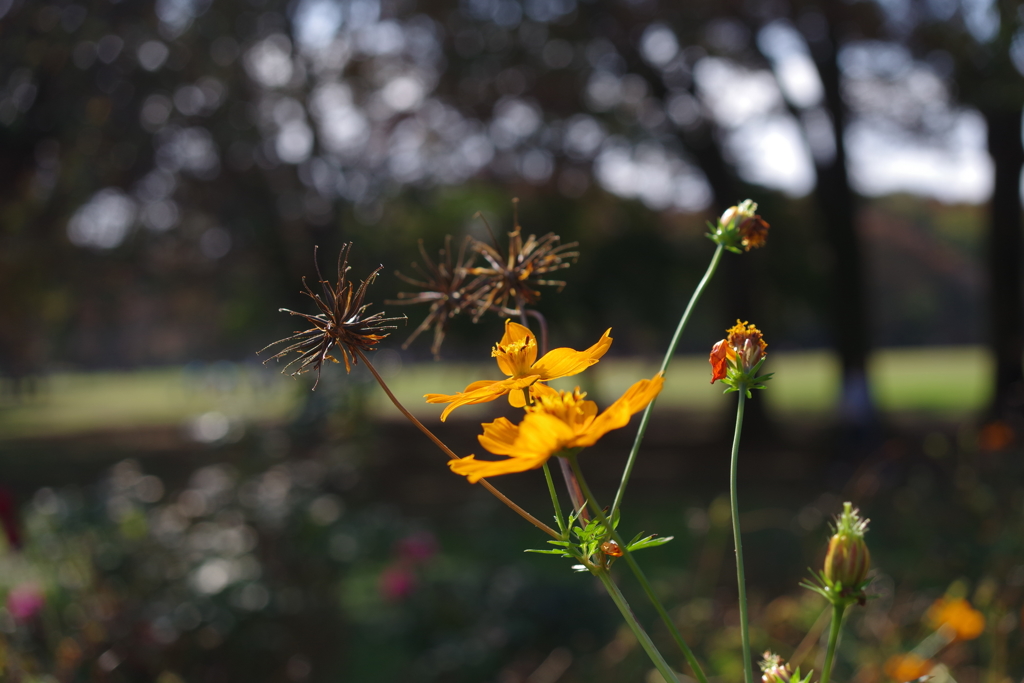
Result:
[0, 346, 993, 440]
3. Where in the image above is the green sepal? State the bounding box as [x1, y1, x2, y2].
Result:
[801, 568, 872, 607]
[791, 667, 814, 683]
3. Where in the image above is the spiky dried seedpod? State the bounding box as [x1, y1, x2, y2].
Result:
[468, 203, 578, 319]
[260, 244, 404, 388]
[388, 235, 482, 359]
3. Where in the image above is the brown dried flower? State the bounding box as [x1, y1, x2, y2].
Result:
[388, 235, 482, 359]
[468, 206, 578, 319]
[260, 244, 404, 388]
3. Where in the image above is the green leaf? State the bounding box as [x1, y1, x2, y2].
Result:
[628, 535, 675, 552]
[525, 549, 570, 555]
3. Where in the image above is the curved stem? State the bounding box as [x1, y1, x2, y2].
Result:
[594, 569, 680, 683]
[567, 454, 710, 683]
[729, 392, 753, 683]
[820, 604, 846, 683]
[515, 294, 531, 331]
[353, 347, 559, 539]
[526, 308, 549, 355]
[611, 244, 724, 518]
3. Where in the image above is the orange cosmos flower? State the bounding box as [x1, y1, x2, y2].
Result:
[883, 654, 933, 683]
[926, 597, 985, 641]
[449, 375, 664, 482]
[425, 320, 612, 421]
[710, 320, 768, 383]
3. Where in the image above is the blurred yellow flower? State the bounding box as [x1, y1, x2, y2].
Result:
[425, 320, 612, 421]
[449, 375, 664, 482]
[883, 654, 933, 682]
[926, 597, 985, 641]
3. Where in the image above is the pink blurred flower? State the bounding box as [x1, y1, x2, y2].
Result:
[7, 583, 44, 621]
[378, 565, 417, 602]
[395, 532, 437, 564]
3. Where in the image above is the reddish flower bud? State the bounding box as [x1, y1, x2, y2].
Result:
[600, 540, 623, 557]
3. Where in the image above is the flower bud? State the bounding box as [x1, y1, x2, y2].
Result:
[600, 540, 623, 557]
[760, 652, 790, 683]
[727, 320, 767, 373]
[709, 321, 769, 385]
[823, 502, 870, 589]
[720, 199, 758, 229]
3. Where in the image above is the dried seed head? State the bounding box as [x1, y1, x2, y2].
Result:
[388, 235, 482, 359]
[260, 244, 405, 389]
[468, 202, 578, 319]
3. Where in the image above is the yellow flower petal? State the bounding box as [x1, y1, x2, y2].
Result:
[478, 417, 520, 455]
[452, 374, 663, 482]
[425, 380, 506, 422]
[531, 328, 612, 380]
[576, 374, 663, 447]
[448, 451, 551, 483]
[509, 388, 527, 408]
[500, 319, 534, 346]
[514, 413, 576, 457]
[493, 320, 538, 376]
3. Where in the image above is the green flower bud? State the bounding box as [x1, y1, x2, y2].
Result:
[823, 502, 870, 589]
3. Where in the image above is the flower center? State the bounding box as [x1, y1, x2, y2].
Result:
[492, 336, 537, 376]
[528, 388, 591, 429]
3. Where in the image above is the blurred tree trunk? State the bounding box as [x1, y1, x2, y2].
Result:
[806, 17, 874, 426]
[983, 107, 1024, 418]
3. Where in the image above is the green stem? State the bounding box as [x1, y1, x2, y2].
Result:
[611, 244, 724, 518]
[820, 604, 846, 683]
[730, 391, 753, 683]
[542, 462, 566, 533]
[567, 454, 710, 683]
[594, 570, 680, 683]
